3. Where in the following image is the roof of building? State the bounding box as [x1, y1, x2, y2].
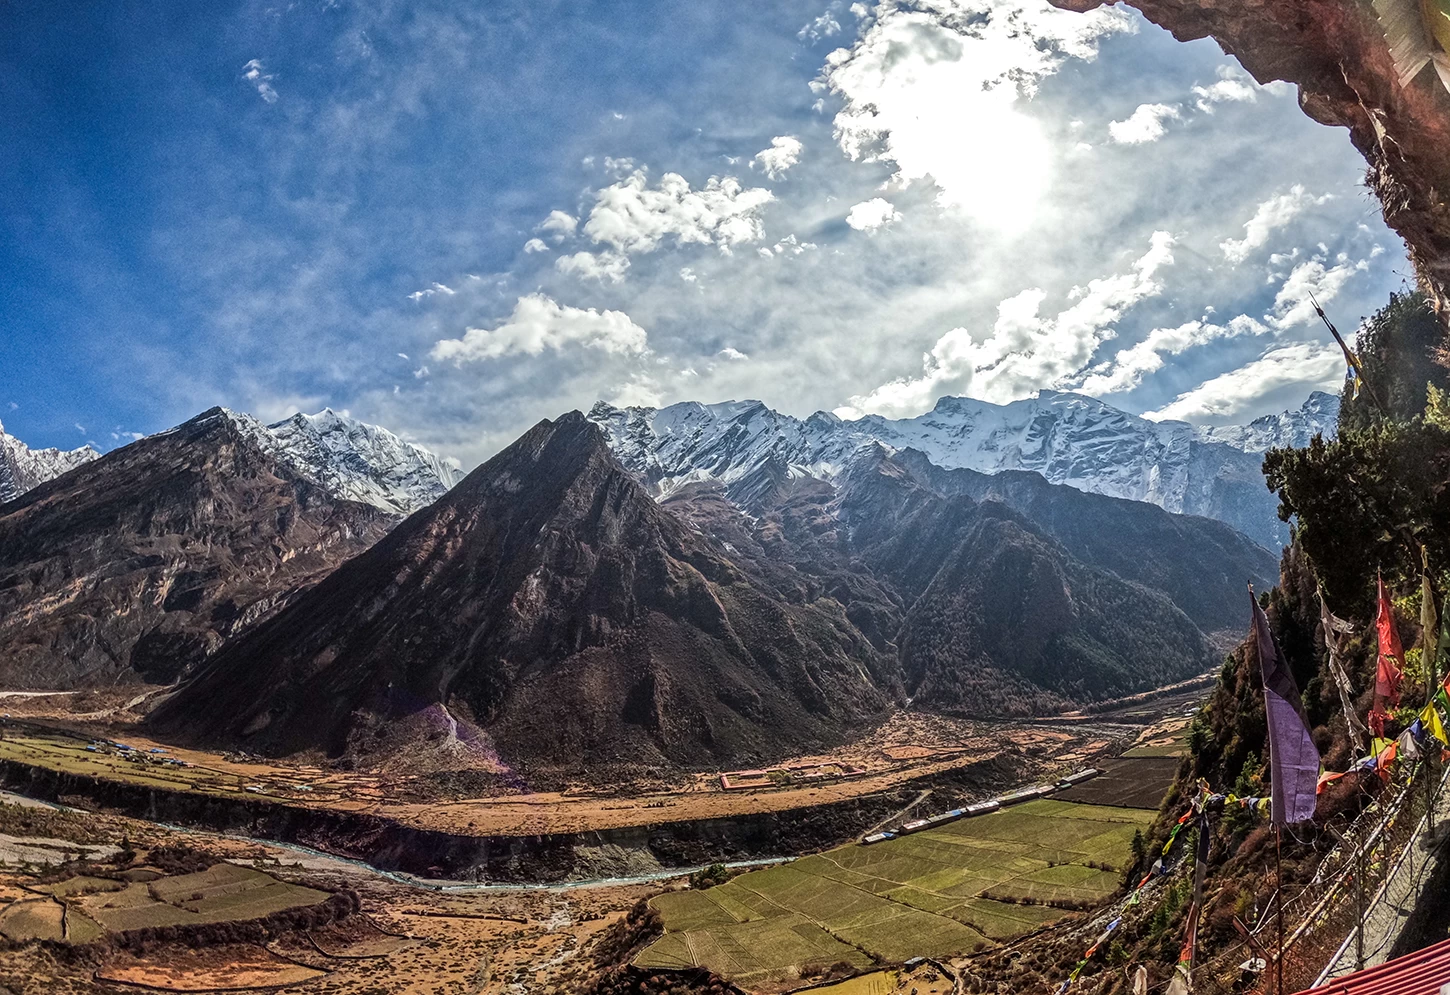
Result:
[1296, 936, 1450, 995]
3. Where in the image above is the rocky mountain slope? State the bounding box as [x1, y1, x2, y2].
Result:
[886, 449, 1278, 640]
[0, 420, 98, 504]
[589, 391, 1336, 550]
[847, 467, 1216, 716]
[150, 413, 898, 780]
[263, 409, 463, 516]
[666, 443, 1271, 717]
[0, 408, 394, 687]
[1, 409, 460, 516]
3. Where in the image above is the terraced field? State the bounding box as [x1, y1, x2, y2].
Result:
[636, 799, 1155, 986]
[0, 862, 331, 942]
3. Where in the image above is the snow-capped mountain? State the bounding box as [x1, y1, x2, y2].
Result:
[589, 390, 1338, 551]
[18, 407, 462, 517]
[0, 419, 99, 503]
[262, 409, 464, 516]
[1195, 391, 1339, 451]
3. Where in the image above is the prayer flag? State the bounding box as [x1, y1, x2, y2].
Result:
[1251, 589, 1320, 824]
[1320, 591, 1367, 750]
[1422, 698, 1449, 745]
[1376, 573, 1404, 706]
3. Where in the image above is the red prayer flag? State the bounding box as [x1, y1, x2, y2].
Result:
[1376, 574, 1404, 706]
[1369, 701, 1389, 739]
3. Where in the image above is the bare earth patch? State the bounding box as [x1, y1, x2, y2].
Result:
[96, 945, 326, 991]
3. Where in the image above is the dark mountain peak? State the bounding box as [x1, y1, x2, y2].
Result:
[437, 411, 698, 564]
[150, 409, 893, 779]
[0, 407, 393, 687]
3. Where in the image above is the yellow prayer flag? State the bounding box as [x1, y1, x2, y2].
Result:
[1422, 700, 1449, 745]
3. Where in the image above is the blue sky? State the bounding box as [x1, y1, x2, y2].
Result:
[1, 0, 1413, 464]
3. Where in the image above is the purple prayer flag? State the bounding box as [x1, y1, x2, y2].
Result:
[1250, 590, 1320, 824]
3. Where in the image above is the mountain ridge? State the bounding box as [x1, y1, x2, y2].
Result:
[0, 407, 395, 686]
[262, 408, 463, 515]
[588, 390, 1339, 550]
[0, 409, 460, 516]
[0, 419, 99, 504]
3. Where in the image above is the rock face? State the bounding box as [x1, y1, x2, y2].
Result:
[0, 408, 394, 687]
[1050, 0, 1450, 311]
[0, 420, 98, 504]
[589, 391, 1327, 550]
[262, 409, 463, 516]
[149, 413, 897, 778]
[1195, 391, 1340, 451]
[664, 442, 1266, 718]
[886, 449, 1278, 641]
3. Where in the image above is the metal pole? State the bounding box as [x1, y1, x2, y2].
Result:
[1355, 832, 1365, 970]
[1276, 825, 1285, 995]
[1310, 291, 1389, 415]
[1429, 757, 1437, 838]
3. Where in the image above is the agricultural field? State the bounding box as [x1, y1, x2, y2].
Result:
[0, 708, 1108, 838]
[0, 859, 331, 942]
[1053, 757, 1181, 810]
[1119, 717, 1191, 760]
[636, 798, 1156, 986]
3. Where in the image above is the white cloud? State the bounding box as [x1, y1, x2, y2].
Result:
[431, 293, 648, 363]
[679, 267, 697, 283]
[611, 373, 664, 408]
[406, 282, 456, 302]
[1220, 185, 1333, 264]
[413, 365, 430, 379]
[538, 210, 578, 242]
[397, 352, 409, 360]
[1146, 343, 1344, 422]
[1108, 103, 1181, 144]
[242, 59, 278, 104]
[579, 169, 775, 256]
[1076, 314, 1268, 396]
[771, 233, 817, 254]
[799, 9, 842, 41]
[555, 250, 631, 283]
[523, 238, 549, 253]
[74, 423, 86, 433]
[821, 0, 1134, 227]
[845, 197, 900, 231]
[1193, 66, 1258, 113]
[751, 136, 804, 180]
[837, 231, 1176, 416]
[1269, 257, 1367, 328]
[718, 347, 750, 361]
